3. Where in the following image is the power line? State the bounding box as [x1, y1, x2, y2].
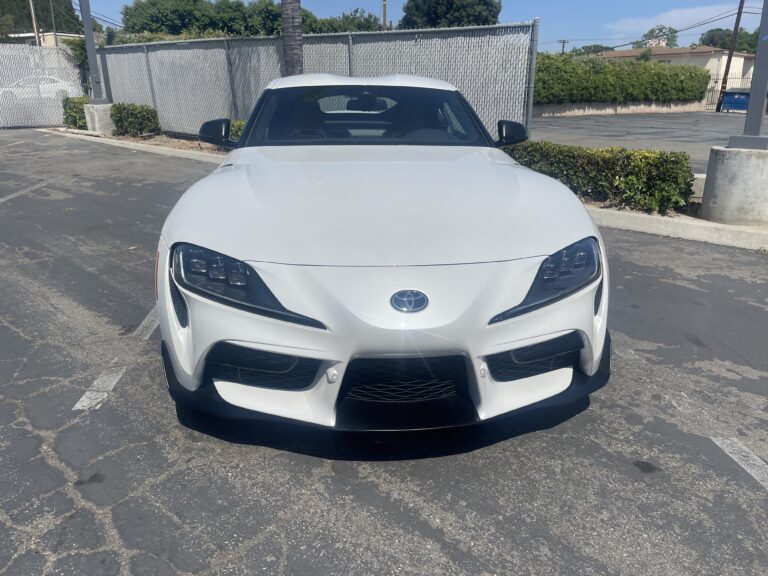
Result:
[542, 9, 748, 49]
[72, 2, 124, 28]
[608, 10, 746, 49]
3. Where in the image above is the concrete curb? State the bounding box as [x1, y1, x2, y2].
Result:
[43, 129, 768, 252]
[43, 128, 224, 164]
[586, 206, 768, 252]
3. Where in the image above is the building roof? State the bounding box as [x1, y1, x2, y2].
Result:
[9, 32, 83, 38]
[266, 74, 457, 91]
[597, 46, 755, 59]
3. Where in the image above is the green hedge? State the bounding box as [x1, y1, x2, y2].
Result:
[506, 141, 694, 213]
[62, 96, 89, 130]
[535, 54, 710, 104]
[230, 120, 245, 142]
[110, 103, 161, 137]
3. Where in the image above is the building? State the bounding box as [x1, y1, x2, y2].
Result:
[597, 46, 755, 80]
[8, 32, 84, 48]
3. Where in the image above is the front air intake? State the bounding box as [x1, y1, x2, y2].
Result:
[204, 342, 321, 390]
[486, 332, 583, 382]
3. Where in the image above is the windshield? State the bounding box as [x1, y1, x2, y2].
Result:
[244, 85, 490, 147]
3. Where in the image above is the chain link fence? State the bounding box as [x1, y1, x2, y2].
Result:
[705, 75, 753, 111]
[97, 22, 539, 136]
[0, 44, 85, 128]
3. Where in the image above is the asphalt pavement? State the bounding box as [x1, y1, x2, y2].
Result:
[1, 129, 767, 575]
[532, 111, 768, 173]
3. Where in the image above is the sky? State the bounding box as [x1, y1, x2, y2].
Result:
[91, 0, 765, 52]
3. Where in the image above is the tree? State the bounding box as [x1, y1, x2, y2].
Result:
[281, 0, 302, 75]
[197, 0, 249, 35]
[635, 48, 652, 62]
[118, 0, 377, 38]
[632, 25, 678, 49]
[315, 9, 381, 33]
[1, 14, 14, 40]
[399, 0, 501, 29]
[699, 27, 758, 53]
[0, 0, 82, 35]
[572, 44, 613, 56]
[122, 0, 210, 34]
[247, 0, 281, 35]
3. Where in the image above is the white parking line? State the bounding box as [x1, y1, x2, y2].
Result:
[0, 140, 25, 148]
[72, 306, 158, 411]
[0, 180, 51, 205]
[711, 437, 768, 492]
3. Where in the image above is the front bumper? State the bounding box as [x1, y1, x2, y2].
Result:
[162, 334, 611, 431]
[158, 240, 609, 431]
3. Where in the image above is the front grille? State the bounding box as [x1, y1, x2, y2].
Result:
[487, 332, 583, 382]
[204, 342, 321, 390]
[340, 356, 468, 404]
[169, 272, 188, 327]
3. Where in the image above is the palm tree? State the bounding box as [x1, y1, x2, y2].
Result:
[281, 0, 303, 76]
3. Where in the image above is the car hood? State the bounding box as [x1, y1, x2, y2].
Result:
[163, 145, 598, 266]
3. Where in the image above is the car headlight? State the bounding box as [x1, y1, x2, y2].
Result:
[171, 243, 325, 329]
[490, 237, 601, 324]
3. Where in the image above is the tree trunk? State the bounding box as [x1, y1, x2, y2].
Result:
[281, 0, 303, 76]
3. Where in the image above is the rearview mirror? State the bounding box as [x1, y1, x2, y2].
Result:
[497, 120, 528, 146]
[346, 97, 388, 112]
[199, 118, 235, 148]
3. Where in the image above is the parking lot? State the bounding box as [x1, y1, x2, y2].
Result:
[532, 112, 768, 173]
[1, 128, 767, 575]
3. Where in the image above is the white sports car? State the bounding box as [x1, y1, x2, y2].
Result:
[157, 74, 610, 431]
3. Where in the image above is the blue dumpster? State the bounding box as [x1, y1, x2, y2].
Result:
[722, 87, 751, 112]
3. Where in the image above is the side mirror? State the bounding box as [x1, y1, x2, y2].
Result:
[497, 120, 528, 146]
[199, 118, 235, 148]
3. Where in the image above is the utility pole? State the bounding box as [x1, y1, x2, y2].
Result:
[715, 0, 746, 112]
[27, 0, 40, 46]
[382, 0, 387, 31]
[48, 0, 58, 47]
[735, 0, 768, 145]
[80, 0, 106, 101]
[558, 39, 569, 54]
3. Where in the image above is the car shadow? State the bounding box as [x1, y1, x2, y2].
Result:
[175, 351, 611, 461]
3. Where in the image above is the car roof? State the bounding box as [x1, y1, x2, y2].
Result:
[265, 74, 457, 92]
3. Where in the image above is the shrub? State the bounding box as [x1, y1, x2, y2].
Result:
[230, 120, 245, 142]
[62, 96, 89, 130]
[506, 141, 694, 214]
[535, 54, 710, 105]
[110, 103, 161, 137]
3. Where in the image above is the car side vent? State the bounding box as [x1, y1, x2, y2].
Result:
[594, 281, 603, 316]
[169, 272, 189, 328]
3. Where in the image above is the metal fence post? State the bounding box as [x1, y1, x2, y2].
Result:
[224, 39, 240, 119]
[347, 34, 354, 77]
[143, 45, 158, 111]
[98, 50, 113, 103]
[525, 17, 540, 135]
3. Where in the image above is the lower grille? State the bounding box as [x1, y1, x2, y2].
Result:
[340, 356, 468, 404]
[204, 342, 321, 390]
[487, 332, 583, 382]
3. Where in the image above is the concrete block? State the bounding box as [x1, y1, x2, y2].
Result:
[701, 146, 768, 226]
[84, 104, 115, 136]
[691, 174, 706, 202]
